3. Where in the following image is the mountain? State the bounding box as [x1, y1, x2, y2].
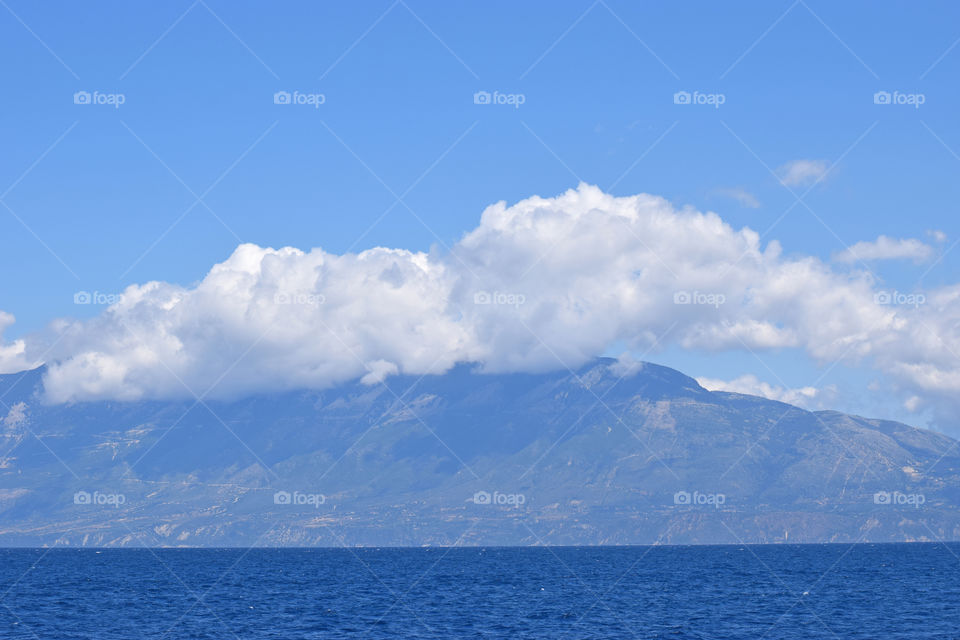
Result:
[1, 359, 958, 546]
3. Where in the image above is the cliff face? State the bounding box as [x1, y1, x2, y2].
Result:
[1, 360, 958, 546]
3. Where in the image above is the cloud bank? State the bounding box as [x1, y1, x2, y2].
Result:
[1, 184, 958, 428]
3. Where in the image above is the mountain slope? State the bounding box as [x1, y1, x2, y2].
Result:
[1, 359, 958, 546]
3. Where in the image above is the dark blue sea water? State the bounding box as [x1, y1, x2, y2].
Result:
[1, 544, 958, 639]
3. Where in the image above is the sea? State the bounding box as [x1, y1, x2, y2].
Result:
[1, 544, 958, 638]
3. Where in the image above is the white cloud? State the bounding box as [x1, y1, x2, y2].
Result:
[697, 374, 832, 409]
[713, 187, 760, 208]
[361, 360, 400, 385]
[833, 235, 933, 264]
[1, 184, 959, 432]
[35, 245, 470, 402]
[0, 313, 40, 375]
[609, 353, 645, 378]
[904, 395, 923, 412]
[2, 402, 27, 428]
[777, 159, 828, 187]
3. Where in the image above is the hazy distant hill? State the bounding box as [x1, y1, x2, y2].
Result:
[1, 359, 958, 546]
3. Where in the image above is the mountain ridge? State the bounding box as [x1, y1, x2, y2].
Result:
[1, 358, 958, 546]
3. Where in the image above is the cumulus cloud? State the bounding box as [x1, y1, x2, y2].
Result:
[777, 159, 828, 187]
[697, 374, 833, 409]
[833, 235, 933, 264]
[1, 184, 959, 431]
[36, 245, 470, 402]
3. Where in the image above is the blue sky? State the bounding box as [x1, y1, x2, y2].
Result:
[2, 1, 960, 427]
